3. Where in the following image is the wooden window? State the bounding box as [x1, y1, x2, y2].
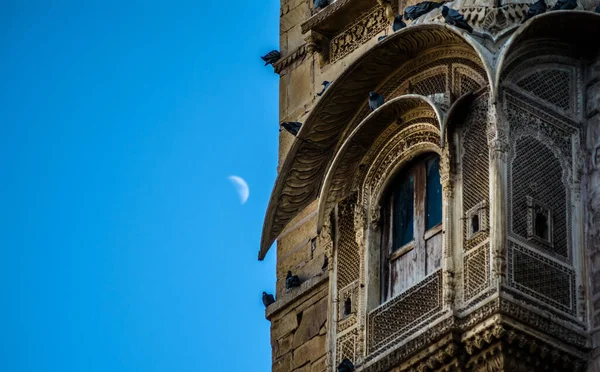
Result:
[381, 154, 443, 300]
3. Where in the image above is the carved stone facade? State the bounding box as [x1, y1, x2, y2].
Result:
[263, 1, 600, 371]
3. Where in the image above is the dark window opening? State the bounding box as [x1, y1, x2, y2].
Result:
[343, 298, 352, 317]
[425, 156, 442, 230]
[392, 174, 414, 250]
[534, 211, 549, 241]
[471, 214, 480, 235]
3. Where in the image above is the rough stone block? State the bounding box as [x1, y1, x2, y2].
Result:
[281, 1, 310, 33]
[273, 352, 293, 372]
[293, 296, 328, 347]
[293, 363, 312, 372]
[311, 355, 327, 372]
[287, 60, 314, 117]
[272, 310, 300, 340]
[293, 334, 326, 368]
[277, 333, 294, 359]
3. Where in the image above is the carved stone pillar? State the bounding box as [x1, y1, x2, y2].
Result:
[354, 204, 367, 365]
[304, 30, 329, 68]
[318, 215, 335, 372]
[487, 100, 509, 287]
[440, 146, 455, 309]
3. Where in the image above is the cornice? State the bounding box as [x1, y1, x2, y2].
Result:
[265, 271, 329, 320]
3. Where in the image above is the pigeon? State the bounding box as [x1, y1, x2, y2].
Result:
[337, 358, 355, 372]
[316, 81, 331, 97]
[314, 0, 329, 10]
[261, 50, 281, 66]
[286, 271, 301, 289]
[368, 92, 385, 111]
[378, 35, 388, 42]
[403, 1, 444, 20]
[551, 0, 577, 9]
[441, 6, 473, 33]
[322, 255, 329, 271]
[392, 14, 407, 32]
[262, 292, 275, 307]
[280, 122, 302, 136]
[523, 0, 547, 22]
[596, 4, 600, 12]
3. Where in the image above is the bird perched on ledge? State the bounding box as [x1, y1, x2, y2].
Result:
[262, 292, 275, 307]
[403, 1, 444, 20]
[280, 122, 302, 136]
[368, 92, 385, 111]
[393, 14, 407, 32]
[261, 50, 281, 66]
[522, 0, 547, 22]
[285, 271, 301, 289]
[442, 6, 473, 33]
[314, 0, 329, 10]
[551, 0, 577, 9]
[316, 80, 331, 97]
[337, 358, 355, 372]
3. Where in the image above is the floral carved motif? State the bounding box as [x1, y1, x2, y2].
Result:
[329, 5, 391, 63]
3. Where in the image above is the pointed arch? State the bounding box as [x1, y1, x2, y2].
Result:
[260, 23, 493, 260]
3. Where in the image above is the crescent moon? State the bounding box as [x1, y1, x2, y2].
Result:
[228, 175, 249, 205]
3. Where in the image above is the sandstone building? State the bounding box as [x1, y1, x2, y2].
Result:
[259, 0, 600, 370]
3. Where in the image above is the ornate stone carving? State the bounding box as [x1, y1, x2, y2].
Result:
[425, 3, 528, 39]
[273, 44, 308, 74]
[304, 30, 329, 67]
[260, 27, 491, 258]
[329, 4, 392, 63]
[318, 217, 333, 272]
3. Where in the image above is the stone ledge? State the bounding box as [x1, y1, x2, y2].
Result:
[266, 271, 329, 320]
[273, 44, 308, 75]
[300, 0, 379, 36]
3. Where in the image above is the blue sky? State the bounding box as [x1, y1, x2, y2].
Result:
[1, 1, 279, 371]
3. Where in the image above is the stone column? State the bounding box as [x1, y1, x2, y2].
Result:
[440, 146, 456, 309]
[318, 212, 335, 372]
[585, 57, 600, 372]
[487, 99, 509, 289]
[354, 204, 367, 365]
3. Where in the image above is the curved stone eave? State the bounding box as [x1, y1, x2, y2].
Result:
[441, 89, 479, 147]
[495, 10, 600, 89]
[258, 23, 495, 260]
[316, 94, 444, 233]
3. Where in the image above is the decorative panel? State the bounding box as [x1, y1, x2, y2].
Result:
[509, 136, 569, 261]
[329, 5, 392, 63]
[412, 73, 447, 97]
[338, 196, 361, 289]
[515, 69, 573, 112]
[367, 270, 442, 354]
[464, 243, 490, 301]
[336, 331, 357, 366]
[335, 195, 361, 363]
[508, 241, 576, 315]
[462, 96, 490, 252]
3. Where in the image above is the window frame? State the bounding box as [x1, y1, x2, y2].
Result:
[380, 154, 443, 301]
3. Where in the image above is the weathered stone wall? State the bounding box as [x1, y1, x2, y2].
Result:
[268, 276, 329, 372]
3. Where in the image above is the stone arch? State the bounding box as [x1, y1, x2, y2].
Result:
[495, 10, 600, 91]
[260, 24, 493, 259]
[316, 95, 443, 232]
